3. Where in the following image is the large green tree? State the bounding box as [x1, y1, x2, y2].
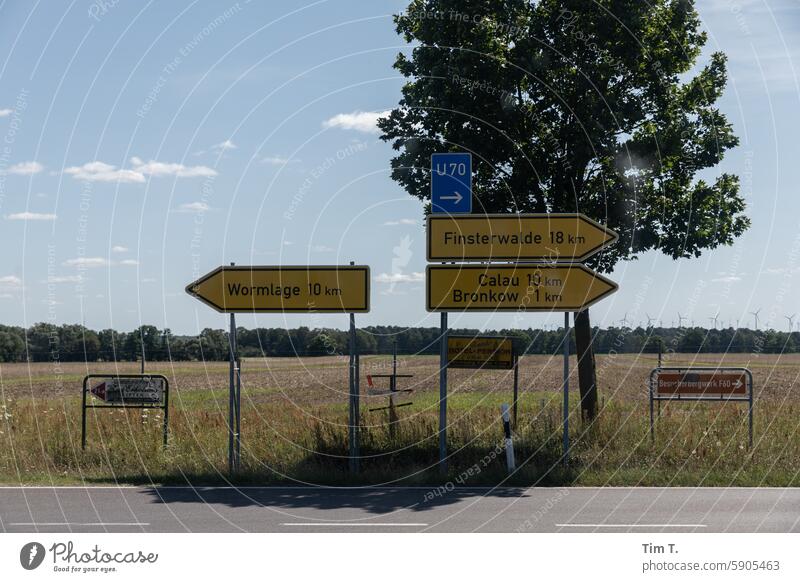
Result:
[379, 0, 749, 419]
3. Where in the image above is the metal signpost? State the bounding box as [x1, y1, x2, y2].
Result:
[82, 374, 169, 450]
[431, 153, 472, 214]
[427, 152, 619, 471]
[650, 367, 754, 448]
[186, 264, 370, 475]
[431, 152, 472, 473]
[427, 213, 618, 262]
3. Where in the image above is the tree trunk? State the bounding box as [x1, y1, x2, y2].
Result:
[573, 309, 598, 421]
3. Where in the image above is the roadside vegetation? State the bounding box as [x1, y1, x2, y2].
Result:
[1, 354, 797, 486]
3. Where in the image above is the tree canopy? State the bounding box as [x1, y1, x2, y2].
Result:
[379, 0, 749, 271]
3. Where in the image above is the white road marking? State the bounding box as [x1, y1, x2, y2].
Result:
[10, 522, 149, 526]
[282, 522, 427, 527]
[555, 523, 708, 528]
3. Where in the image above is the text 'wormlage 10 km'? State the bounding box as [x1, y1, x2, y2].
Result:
[427, 213, 618, 262]
[185, 265, 370, 313]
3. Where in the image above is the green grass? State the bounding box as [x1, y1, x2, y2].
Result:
[1, 392, 797, 487]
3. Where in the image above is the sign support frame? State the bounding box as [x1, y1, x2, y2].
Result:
[649, 367, 754, 449]
[348, 262, 361, 474]
[512, 354, 519, 428]
[81, 374, 169, 450]
[438, 311, 448, 475]
[562, 313, 570, 467]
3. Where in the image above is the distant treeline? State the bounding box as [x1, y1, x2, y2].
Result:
[1, 323, 798, 363]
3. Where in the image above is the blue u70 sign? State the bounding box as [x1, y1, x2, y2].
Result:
[431, 153, 472, 214]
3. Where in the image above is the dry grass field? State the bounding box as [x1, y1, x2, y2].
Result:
[1, 353, 799, 486]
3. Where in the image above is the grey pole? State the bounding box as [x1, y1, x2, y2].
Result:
[512, 354, 519, 428]
[650, 375, 655, 442]
[81, 378, 87, 451]
[439, 311, 448, 475]
[392, 339, 397, 378]
[235, 356, 241, 469]
[349, 309, 359, 473]
[228, 262, 237, 476]
[348, 259, 359, 474]
[562, 312, 569, 467]
[749, 385, 754, 449]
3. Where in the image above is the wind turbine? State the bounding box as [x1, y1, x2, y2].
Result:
[677, 312, 687, 328]
[645, 313, 656, 328]
[708, 312, 719, 330]
[751, 308, 762, 330]
[785, 313, 796, 332]
[619, 313, 629, 328]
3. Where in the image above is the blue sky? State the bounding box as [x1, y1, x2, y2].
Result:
[0, 0, 799, 334]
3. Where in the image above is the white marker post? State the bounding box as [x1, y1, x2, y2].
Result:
[500, 403, 515, 473]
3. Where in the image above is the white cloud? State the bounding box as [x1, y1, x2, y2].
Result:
[6, 212, 56, 221]
[111, 245, 128, 253]
[383, 218, 417, 226]
[65, 158, 217, 182]
[711, 276, 742, 283]
[762, 266, 800, 276]
[174, 202, 210, 213]
[374, 272, 424, 284]
[322, 110, 389, 133]
[131, 158, 217, 178]
[62, 257, 138, 268]
[65, 161, 145, 183]
[0, 109, 12, 117]
[46, 275, 84, 284]
[63, 257, 111, 268]
[310, 245, 335, 252]
[212, 140, 237, 152]
[262, 155, 299, 166]
[701, 0, 769, 12]
[0, 275, 22, 296]
[5, 161, 44, 175]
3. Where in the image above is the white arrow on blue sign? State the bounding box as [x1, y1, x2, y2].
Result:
[431, 153, 472, 214]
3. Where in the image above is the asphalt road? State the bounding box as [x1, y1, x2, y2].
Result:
[1, 486, 798, 533]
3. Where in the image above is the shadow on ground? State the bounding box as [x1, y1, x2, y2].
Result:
[136, 484, 541, 514]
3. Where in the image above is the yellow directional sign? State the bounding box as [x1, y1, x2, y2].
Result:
[427, 213, 618, 262]
[447, 336, 514, 370]
[426, 264, 617, 312]
[185, 265, 370, 313]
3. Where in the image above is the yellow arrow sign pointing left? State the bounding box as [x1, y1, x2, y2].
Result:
[185, 265, 370, 313]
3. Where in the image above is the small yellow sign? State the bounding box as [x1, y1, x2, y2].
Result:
[447, 336, 514, 370]
[427, 213, 618, 262]
[427, 264, 617, 312]
[185, 266, 370, 313]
